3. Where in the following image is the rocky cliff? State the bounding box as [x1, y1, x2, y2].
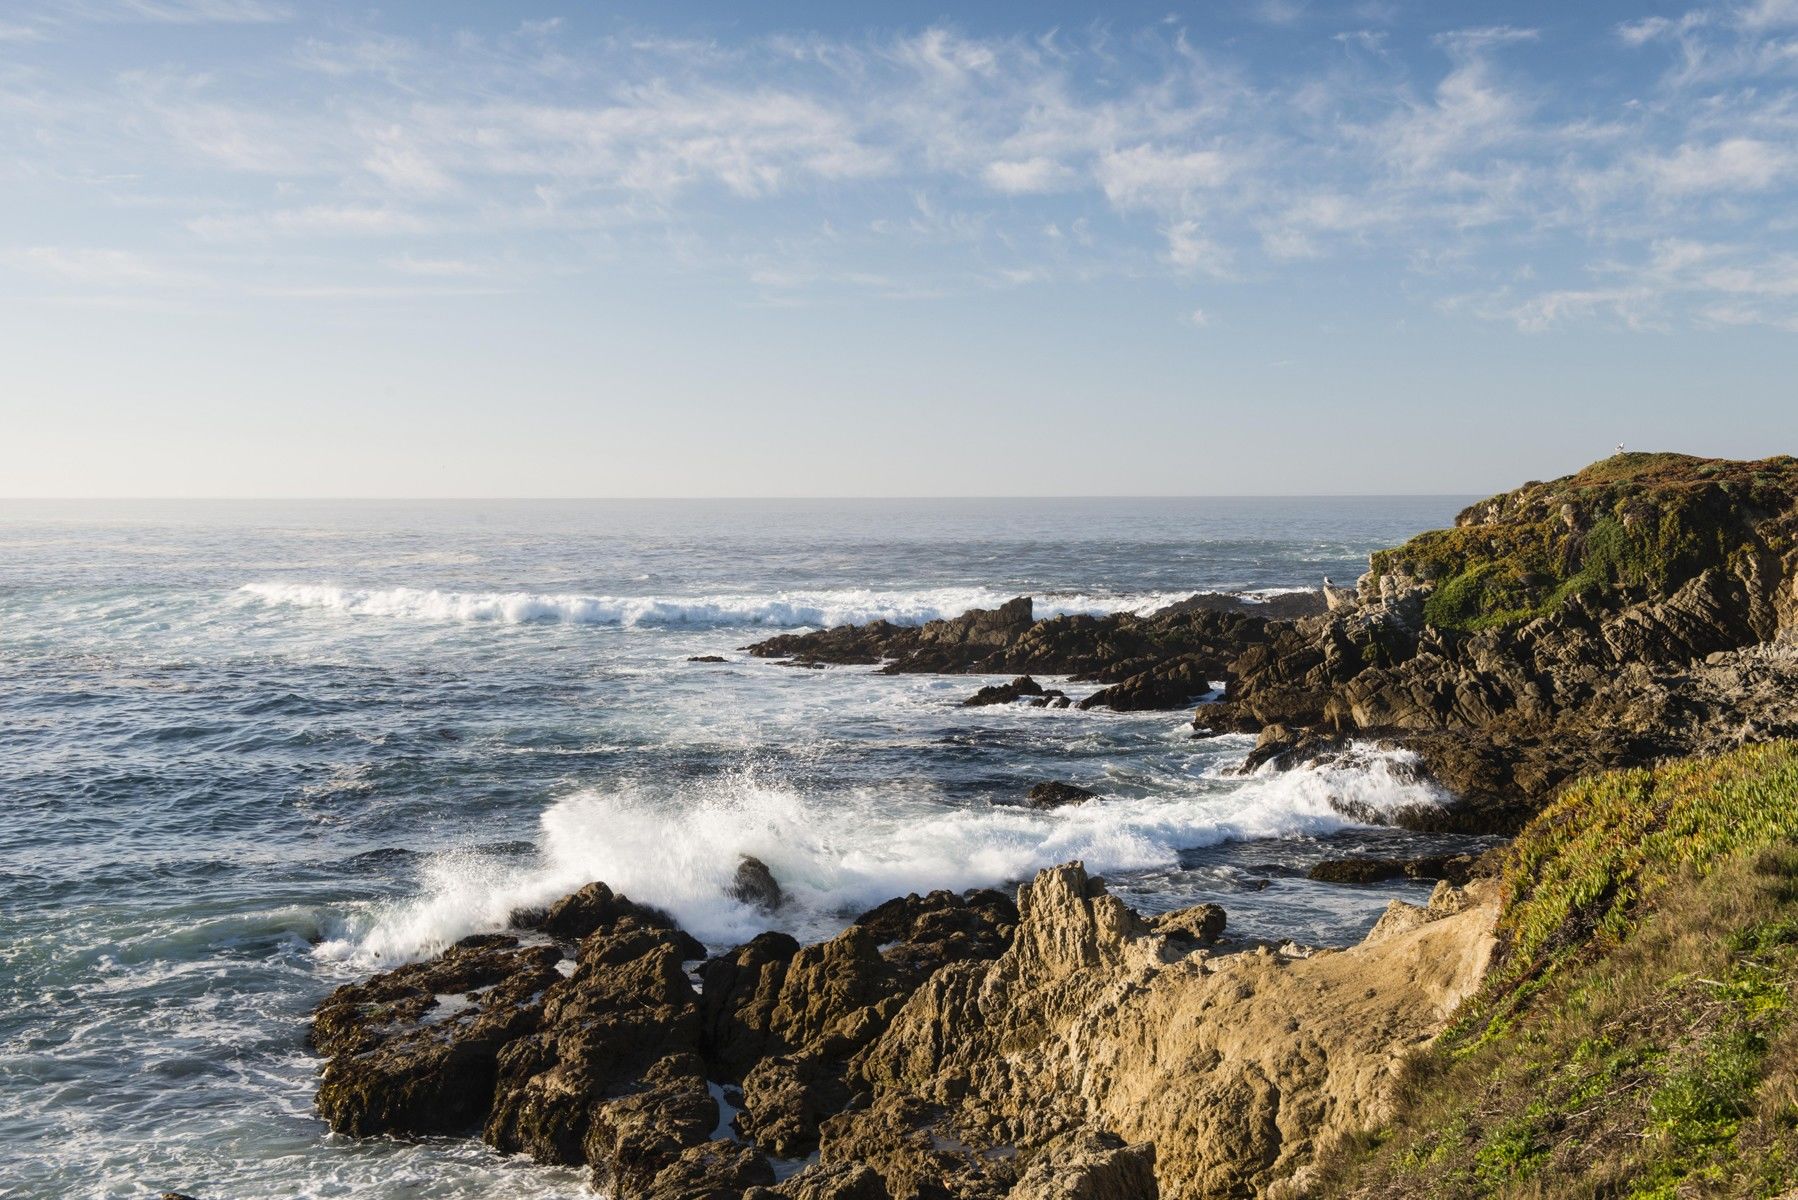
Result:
[1210, 453, 1798, 830]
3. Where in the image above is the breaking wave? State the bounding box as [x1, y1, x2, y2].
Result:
[237, 583, 1200, 629]
[317, 745, 1447, 965]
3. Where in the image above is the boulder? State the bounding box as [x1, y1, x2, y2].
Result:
[962, 675, 1068, 708]
[730, 856, 784, 911]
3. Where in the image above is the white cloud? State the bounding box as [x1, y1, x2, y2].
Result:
[186, 205, 429, 240]
[1645, 137, 1794, 194]
[982, 157, 1075, 194]
[1163, 221, 1234, 277]
[4, 11, 1797, 331]
[1096, 145, 1234, 210]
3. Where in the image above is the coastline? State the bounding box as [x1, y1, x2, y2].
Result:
[301, 452, 1798, 1198]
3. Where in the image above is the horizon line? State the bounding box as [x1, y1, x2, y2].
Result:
[0, 492, 1484, 503]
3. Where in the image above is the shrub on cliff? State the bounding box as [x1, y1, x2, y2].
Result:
[1322, 741, 1798, 1198]
[1368, 452, 1798, 631]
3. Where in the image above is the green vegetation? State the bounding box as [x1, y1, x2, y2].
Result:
[1365, 452, 1798, 632]
[1321, 742, 1798, 1198]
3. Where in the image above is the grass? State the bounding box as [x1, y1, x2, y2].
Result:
[1367, 452, 1798, 632]
[1319, 742, 1798, 1198]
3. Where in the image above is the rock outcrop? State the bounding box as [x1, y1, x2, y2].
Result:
[312, 883, 1016, 1196]
[748, 595, 1316, 712]
[312, 863, 1492, 1199]
[837, 862, 1495, 1199]
[1200, 454, 1798, 830]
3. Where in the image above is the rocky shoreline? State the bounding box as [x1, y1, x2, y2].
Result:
[312, 863, 1495, 1200]
[311, 453, 1798, 1198]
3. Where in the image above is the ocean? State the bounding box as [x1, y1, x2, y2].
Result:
[0, 495, 1484, 1198]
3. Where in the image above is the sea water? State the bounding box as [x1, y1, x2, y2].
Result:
[0, 496, 1486, 1198]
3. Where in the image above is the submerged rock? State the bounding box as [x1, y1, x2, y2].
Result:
[1308, 854, 1479, 887]
[961, 675, 1070, 708]
[1022, 780, 1096, 808]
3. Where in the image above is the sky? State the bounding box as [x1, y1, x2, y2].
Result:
[1, 0, 1796, 497]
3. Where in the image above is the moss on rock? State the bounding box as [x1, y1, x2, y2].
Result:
[1370, 452, 1798, 631]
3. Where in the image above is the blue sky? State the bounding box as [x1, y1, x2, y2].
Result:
[2, 0, 1795, 496]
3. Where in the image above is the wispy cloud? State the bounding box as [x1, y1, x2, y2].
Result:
[0, 8, 1794, 330]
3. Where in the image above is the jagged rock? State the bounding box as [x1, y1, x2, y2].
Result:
[1149, 903, 1226, 947]
[748, 598, 1281, 712]
[687, 655, 728, 663]
[1237, 724, 1351, 775]
[516, 881, 705, 959]
[696, 888, 1015, 1156]
[962, 675, 1067, 708]
[731, 856, 784, 911]
[740, 1054, 852, 1156]
[849, 888, 1017, 982]
[311, 934, 564, 1137]
[483, 919, 707, 1167]
[1012, 1132, 1158, 1199]
[699, 931, 803, 1078]
[1023, 780, 1096, 808]
[1077, 655, 1216, 712]
[746, 1162, 891, 1200]
[845, 862, 1496, 1200]
[642, 1140, 776, 1199]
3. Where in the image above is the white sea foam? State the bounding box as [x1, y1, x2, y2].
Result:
[317, 746, 1446, 966]
[237, 583, 1198, 629]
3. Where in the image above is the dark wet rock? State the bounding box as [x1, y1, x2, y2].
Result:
[159, 1193, 203, 1200]
[1077, 655, 1216, 712]
[483, 919, 707, 1167]
[849, 888, 1018, 982]
[746, 1162, 892, 1200]
[748, 597, 1280, 712]
[311, 935, 564, 1137]
[1022, 780, 1097, 809]
[1149, 903, 1226, 947]
[693, 888, 1016, 1156]
[687, 655, 728, 663]
[584, 1052, 719, 1194]
[642, 1139, 776, 1199]
[730, 855, 784, 911]
[740, 1053, 853, 1156]
[515, 881, 705, 960]
[962, 675, 1069, 708]
[318, 877, 1016, 1196]
[1308, 854, 1479, 886]
[699, 931, 803, 1078]
[1236, 724, 1352, 775]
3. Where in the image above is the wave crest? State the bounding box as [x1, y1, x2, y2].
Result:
[316, 746, 1445, 966]
[237, 583, 1195, 630]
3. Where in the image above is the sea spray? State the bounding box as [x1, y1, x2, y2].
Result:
[319, 745, 1448, 966]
